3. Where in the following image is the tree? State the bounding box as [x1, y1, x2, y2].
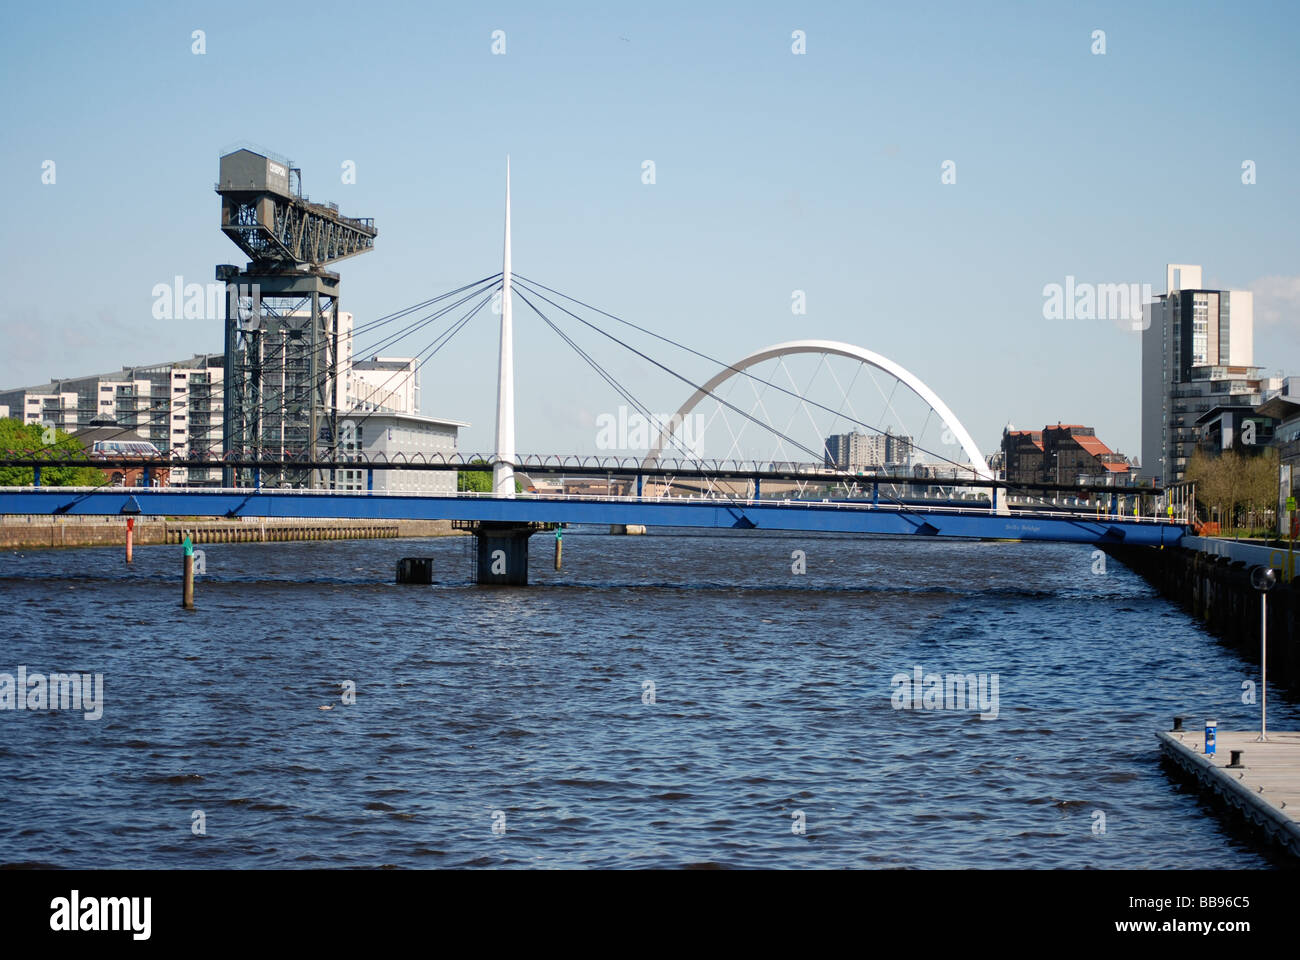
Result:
[456, 460, 523, 493]
[1244, 447, 1278, 534]
[1186, 445, 1279, 538]
[1221, 450, 1248, 533]
[0, 419, 104, 486]
[457, 460, 493, 493]
[1186, 448, 1227, 528]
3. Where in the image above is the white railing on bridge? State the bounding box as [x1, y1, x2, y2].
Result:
[2, 486, 1185, 525]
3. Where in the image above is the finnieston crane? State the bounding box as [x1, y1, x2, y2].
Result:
[215, 148, 377, 488]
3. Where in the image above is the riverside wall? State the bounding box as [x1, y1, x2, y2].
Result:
[1106, 542, 1300, 691]
[0, 516, 461, 550]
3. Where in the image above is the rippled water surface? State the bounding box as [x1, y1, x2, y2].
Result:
[1, 531, 1295, 868]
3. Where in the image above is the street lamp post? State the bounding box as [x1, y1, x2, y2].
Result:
[1249, 566, 1277, 742]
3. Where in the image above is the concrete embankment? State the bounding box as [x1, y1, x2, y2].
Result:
[0, 516, 461, 550]
[1106, 541, 1300, 691]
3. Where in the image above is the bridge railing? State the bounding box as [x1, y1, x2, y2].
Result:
[0, 485, 1187, 525]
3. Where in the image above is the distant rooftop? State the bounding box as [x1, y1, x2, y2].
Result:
[340, 407, 469, 430]
[1, 353, 223, 395]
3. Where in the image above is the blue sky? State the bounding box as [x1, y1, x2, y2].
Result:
[2, 0, 1297, 461]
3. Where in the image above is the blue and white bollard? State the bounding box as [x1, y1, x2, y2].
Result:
[1205, 718, 1217, 756]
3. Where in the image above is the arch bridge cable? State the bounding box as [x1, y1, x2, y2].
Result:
[511, 286, 700, 463]
[25, 274, 504, 464]
[513, 282, 927, 509]
[510, 275, 1082, 513]
[0, 276, 502, 496]
[339, 280, 501, 450]
[516, 284, 827, 467]
[512, 274, 978, 478]
[511, 277, 929, 508]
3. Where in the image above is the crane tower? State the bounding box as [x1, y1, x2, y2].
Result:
[215, 148, 377, 487]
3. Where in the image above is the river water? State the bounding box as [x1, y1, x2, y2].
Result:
[1, 531, 1294, 869]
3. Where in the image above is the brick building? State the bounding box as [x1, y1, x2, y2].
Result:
[1001, 423, 1132, 486]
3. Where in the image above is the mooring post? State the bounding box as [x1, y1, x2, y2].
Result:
[395, 557, 434, 584]
[555, 526, 563, 571]
[126, 517, 135, 564]
[182, 535, 195, 609]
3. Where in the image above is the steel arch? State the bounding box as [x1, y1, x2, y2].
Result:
[642, 339, 992, 480]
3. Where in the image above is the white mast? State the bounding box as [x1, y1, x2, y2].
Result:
[493, 157, 516, 496]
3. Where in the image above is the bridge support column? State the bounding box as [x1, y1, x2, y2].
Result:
[457, 521, 551, 586]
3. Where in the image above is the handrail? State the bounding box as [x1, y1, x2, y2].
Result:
[0, 486, 1188, 525]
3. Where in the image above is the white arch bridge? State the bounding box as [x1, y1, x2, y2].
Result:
[642, 338, 993, 488]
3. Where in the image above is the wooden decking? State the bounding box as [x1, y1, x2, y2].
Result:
[1157, 728, 1300, 857]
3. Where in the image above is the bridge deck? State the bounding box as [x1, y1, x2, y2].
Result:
[0, 488, 1186, 546]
